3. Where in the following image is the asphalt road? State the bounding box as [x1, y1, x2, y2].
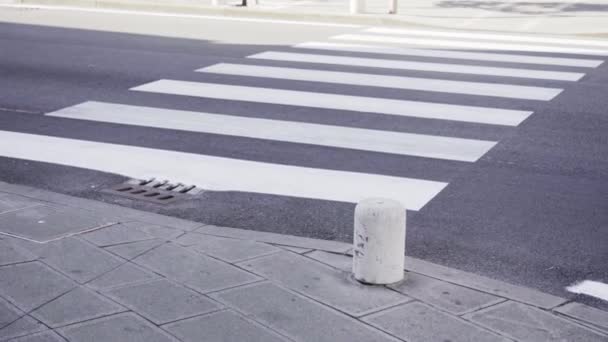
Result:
[0, 6, 607, 308]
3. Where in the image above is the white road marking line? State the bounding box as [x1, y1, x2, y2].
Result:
[332, 34, 608, 57]
[0, 130, 447, 209]
[48, 101, 497, 162]
[294, 42, 604, 68]
[567, 280, 608, 302]
[131, 80, 533, 126]
[199, 63, 563, 100]
[0, 4, 361, 27]
[249, 51, 584, 81]
[366, 27, 608, 48]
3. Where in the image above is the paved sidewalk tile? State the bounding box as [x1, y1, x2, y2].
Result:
[175, 233, 280, 263]
[213, 282, 399, 342]
[126, 222, 184, 240]
[164, 310, 287, 342]
[555, 302, 608, 332]
[0, 298, 46, 341]
[8, 331, 66, 342]
[104, 239, 165, 260]
[0, 262, 75, 312]
[133, 243, 260, 293]
[57, 313, 179, 342]
[197, 225, 351, 253]
[0, 299, 43, 341]
[240, 251, 409, 316]
[0, 193, 42, 215]
[0, 238, 36, 267]
[306, 250, 351, 271]
[466, 301, 608, 341]
[405, 257, 565, 309]
[87, 262, 159, 290]
[389, 272, 504, 315]
[31, 287, 125, 328]
[276, 245, 313, 254]
[81, 223, 154, 247]
[364, 301, 509, 342]
[0, 205, 111, 242]
[106, 279, 221, 325]
[38, 238, 124, 284]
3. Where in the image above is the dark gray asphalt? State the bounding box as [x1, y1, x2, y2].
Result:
[0, 20, 606, 309]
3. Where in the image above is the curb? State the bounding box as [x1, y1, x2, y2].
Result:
[0, 0, 537, 34]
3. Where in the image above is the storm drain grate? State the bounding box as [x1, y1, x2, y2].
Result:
[102, 178, 201, 204]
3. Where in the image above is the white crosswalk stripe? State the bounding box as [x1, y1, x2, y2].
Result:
[199, 63, 563, 100]
[332, 34, 608, 56]
[248, 51, 585, 81]
[3, 29, 605, 210]
[48, 101, 496, 162]
[365, 28, 608, 48]
[294, 42, 604, 68]
[0, 130, 447, 209]
[131, 80, 533, 126]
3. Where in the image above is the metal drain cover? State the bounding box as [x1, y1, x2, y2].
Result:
[102, 178, 201, 204]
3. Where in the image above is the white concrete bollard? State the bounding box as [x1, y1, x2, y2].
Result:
[353, 198, 406, 285]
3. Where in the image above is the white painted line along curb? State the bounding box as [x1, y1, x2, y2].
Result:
[366, 27, 608, 48]
[249, 51, 585, 81]
[48, 101, 497, 162]
[131, 79, 533, 126]
[332, 34, 608, 57]
[567, 281, 608, 302]
[294, 42, 604, 68]
[0, 130, 447, 209]
[200, 63, 563, 100]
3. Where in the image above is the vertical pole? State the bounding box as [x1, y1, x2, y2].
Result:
[211, 0, 219, 6]
[350, 0, 364, 14]
[353, 198, 406, 285]
[388, 0, 397, 13]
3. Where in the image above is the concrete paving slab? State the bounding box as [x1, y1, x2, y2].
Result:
[275, 245, 313, 254]
[0, 262, 75, 312]
[175, 233, 280, 263]
[0, 297, 21, 330]
[38, 238, 124, 284]
[80, 223, 154, 247]
[86, 262, 159, 290]
[133, 243, 260, 293]
[364, 301, 509, 342]
[239, 251, 409, 316]
[389, 272, 505, 315]
[0, 193, 42, 215]
[57, 312, 179, 342]
[104, 239, 165, 260]
[404, 256, 566, 309]
[0, 315, 46, 341]
[555, 302, 608, 332]
[306, 250, 352, 271]
[212, 282, 399, 342]
[9, 331, 67, 342]
[126, 222, 184, 240]
[0, 205, 113, 243]
[105, 279, 221, 325]
[196, 225, 351, 253]
[466, 301, 608, 341]
[163, 310, 287, 342]
[0, 238, 37, 266]
[31, 287, 125, 328]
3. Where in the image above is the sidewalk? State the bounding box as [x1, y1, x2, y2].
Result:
[0, 181, 607, 341]
[4, 0, 608, 36]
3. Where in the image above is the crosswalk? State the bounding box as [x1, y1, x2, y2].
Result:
[3, 27, 606, 210]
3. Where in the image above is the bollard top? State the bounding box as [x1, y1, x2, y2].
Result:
[356, 197, 405, 211]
